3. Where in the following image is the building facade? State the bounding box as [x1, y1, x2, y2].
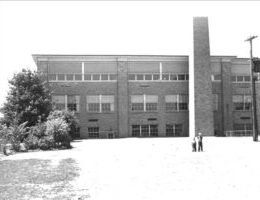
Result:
[32, 17, 260, 138]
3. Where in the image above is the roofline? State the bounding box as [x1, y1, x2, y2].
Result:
[32, 54, 189, 64]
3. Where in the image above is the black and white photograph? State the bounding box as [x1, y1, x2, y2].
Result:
[1, 1, 260, 199]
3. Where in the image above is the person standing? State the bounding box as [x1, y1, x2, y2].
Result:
[191, 137, 197, 152]
[197, 132, 203, 152]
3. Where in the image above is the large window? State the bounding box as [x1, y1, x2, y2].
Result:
[131, 124, 158, 137]
[52, 95, 80, 112]
[166, 124, 183, 137]
[233, 95, 251, 111]
[165, 94, 188, 111]
[67, 95, 80, 112]
[131, 95, 158, 112]
[86, 95, 114, 112]
[88, 127, 99, 138]
[52, 95, 66, 110]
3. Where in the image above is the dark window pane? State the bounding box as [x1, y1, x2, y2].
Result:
[93, 74, 100, 80]
[57, 74, 65, 80]
[178, 74, 185, 80]
[101, 74, 109, 80]
[170, 74, 178, 80]
[153, 74, 160, 80]
[84, 74, 91, 80]
[137, 74, 144, 80]
[145, 74, 152, 80]
[109, 74, 117, 80]
[75, 74, 82, 80]
[162, 74, 169, 80]
[128, 74, 135, 80]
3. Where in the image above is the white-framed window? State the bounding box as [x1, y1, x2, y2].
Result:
[52, 95, 66, 110]
[52, 95, 80, 112]
[67, 95, 80, 112]
[88, 127, 99, 138]
[232, 95, 251, 111]
[132, 124, 158, 137]
[131, 94, 158, 112]
[232, 75, 251, 83]
[86, 95, 115, 113]
[165, 94, 188, 111]
[166, 124, 183, 136]
[128, 73, 188, 81]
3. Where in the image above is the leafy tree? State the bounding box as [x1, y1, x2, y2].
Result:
[1, 69, 52, 126]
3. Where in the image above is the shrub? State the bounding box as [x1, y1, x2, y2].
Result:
[3, 122, 29, 151]
[46, 118, 71, 148]
[47, 110, 79, 139]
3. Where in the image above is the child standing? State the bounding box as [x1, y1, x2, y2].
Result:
[191, 137, 197, 152]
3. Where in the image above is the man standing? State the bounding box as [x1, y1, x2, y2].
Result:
[197, 132, 203, 152]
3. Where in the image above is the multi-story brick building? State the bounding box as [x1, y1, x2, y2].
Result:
[32, 17, 260, 138]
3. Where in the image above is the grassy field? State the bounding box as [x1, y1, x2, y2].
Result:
[1, 137, 260, 200]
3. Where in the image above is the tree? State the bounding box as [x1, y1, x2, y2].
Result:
[1, 69, 52, 126]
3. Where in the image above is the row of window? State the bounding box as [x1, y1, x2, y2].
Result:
[128, 73, 189, 81]
[87, 124, 183, 138]
[49, 73, 117, 81]
[212, 74, 252, 83]
[52, 94, 189, 113]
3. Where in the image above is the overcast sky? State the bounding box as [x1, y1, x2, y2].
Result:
[1, 1, 260, 111]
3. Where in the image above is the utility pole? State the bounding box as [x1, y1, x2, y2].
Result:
[245, 36, 258, 141]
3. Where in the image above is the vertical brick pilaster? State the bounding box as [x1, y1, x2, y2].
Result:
[117, 57, 129, 137]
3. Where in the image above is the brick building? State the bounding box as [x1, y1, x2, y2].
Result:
[32, 17, 260, 138]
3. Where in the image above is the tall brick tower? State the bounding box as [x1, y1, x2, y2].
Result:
[193, 17, 214, 136]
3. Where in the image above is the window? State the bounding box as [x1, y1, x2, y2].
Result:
[86, 95, 100, 112]
[132, 125, 158, 137]
[232, 75, 251, 82]
[67, 95, 80, 112]
[131, 95, 158, 112]
[57, 74, 65, 81]
[146, 95, 158, 111]
[84, 74, 91, 80]
[136, 74, 144, 80]
[170, 74, 178, 80]
[131, 95, 144, 111]
[52, 95, 66, 110]
[88, 127, 99, 138]
[162, 74, 169, 80]
[166, 124, 183, 136]
[75, 74, 82, 81]
[66, 74, 74, 81]
[92, 74, 100, 80]
[178, 94, 188, 110]
[165, 95, 178, 111]
[101, 95, 114, 112]
[153, 74, 160, 80]
[86, 95, 114, 113]
[213, 94, 219, 111]
[145, 74, 152, 80]
[101, 74, 109, 80]
[178, 74, 185, 81]
[48, 74, 57, 81]
[128, 74, 135, 80]
[165, 94, 188, 111]
[233, 95, 251, 111]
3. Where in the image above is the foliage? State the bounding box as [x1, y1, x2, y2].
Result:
[2, 122, 29, 151]
[0, 69, 52, 127]
[47, 110, 79, 139]
[46, 118, 71, 148]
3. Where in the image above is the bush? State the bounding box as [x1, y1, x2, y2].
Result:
[2, 122, 29, 151]
[46, 118, 71, 148]
[47, 110, 79, 139]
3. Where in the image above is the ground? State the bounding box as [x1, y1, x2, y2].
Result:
[1, 137, 260, 200]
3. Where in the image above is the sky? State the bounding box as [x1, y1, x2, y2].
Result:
[1, 1, 260, 114]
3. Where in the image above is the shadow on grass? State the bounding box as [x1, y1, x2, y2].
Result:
[0, 158, 89, 199]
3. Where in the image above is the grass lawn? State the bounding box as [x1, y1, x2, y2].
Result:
[1, 137, 260, 200]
